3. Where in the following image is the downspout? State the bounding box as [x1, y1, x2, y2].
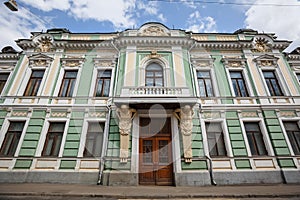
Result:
[111, 39, 121, 97]
[188, 41, 197, 97]
[206, 155, 217, 185]
[97, 104, 112, 185]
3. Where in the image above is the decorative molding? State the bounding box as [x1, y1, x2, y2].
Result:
[33, 34, 54, 53]
[28, 53, 53, 68]
[51, 112, 67, 117]
[241, 111, 258, 118]
[252, 37, 272, 53]
[11, 110, 28, 117]
[190, 56, 214, 68]
[203, 112, 221, 119]
[93, 57, 116, 68]
[280, 111, 296, 117]
[61, 57, 85, 68]
[138, 24, 170, 36]
[221, 56, 246, 68]
[89, 112, 106, 118]
[253, 54, 279, 67]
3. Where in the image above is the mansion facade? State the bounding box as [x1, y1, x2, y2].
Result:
[0, 23, 299, 186]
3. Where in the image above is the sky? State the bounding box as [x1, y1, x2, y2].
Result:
[0, 0, 300, 52]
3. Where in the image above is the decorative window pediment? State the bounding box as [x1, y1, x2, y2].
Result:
[253, 54, 279, 67]
[93, 57, 116, 68]
[61, 57, 85, 68]
[190, 55, 215, 69]
[28, 53, 53, 68]
[221, 56, 247, 68]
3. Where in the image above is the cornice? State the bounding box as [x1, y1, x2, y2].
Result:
[0, 53, 20, 60]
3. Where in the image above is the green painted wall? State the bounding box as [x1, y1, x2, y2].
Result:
[18, 110, 46, 158]
[181, 111, 206, 170]
[212, 55, 233, 104]
[226, 111, 248, 157]
[104, 111, 131, 171]
[263, 110, 291, 157]
[116, 52, 126, 96]
[75, 54, 94, 104]
[182, 49, 194, 95]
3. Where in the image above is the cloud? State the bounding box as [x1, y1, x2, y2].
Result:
[0, 6, 47, 50]
[180, 0, 197, 9]
[186, 11, 217, 33]
[19, 0, 71, 12]
[243, 0, 300, 51]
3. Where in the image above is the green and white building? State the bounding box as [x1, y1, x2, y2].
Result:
[0, 23, 299, 186]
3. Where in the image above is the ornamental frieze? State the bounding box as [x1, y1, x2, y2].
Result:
[28, 53, 53, 68]
[221, 56, 246, 68]
[252, 37, 272, 53]
[61, 57, 85, 68]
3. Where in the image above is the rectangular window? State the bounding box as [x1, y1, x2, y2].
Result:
[205, 122, 227, 157]
[59, 70, 78, 97]
[24, 70, 45, 96]
[197, 71, 214, 97]
[84, 122, 104, 157]
[283, 121, 300, 155]
[42, 122, 65, 157]
[262, 71, 283, 96]
[230, 71, 249, 97]
[0, 72, 10, 94]
[296, 73, 300, 84]
[95, 70, 111, 97]
[244, 122, 267, 156]
[0, 121, 25, 156]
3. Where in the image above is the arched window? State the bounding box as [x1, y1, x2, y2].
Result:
[145, 63, 164, 87]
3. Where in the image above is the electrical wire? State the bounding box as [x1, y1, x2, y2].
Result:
[148, 0, 300, 7]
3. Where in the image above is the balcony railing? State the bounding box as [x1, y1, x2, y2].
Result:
[120, 86, 191, 97]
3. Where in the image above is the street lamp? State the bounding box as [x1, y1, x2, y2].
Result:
[4, 0, 18, 11]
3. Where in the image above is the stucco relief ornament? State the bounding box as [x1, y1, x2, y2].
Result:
[174, 105, 194, 163]
[116, 105, 136, 163]
[37, 36, 53, 53]
[142, 26, 168, 36]
[254, 38, 270, 53]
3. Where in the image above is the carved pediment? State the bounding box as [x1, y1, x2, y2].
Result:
[138, 23, 170, 36]
[221, 56, 246, 68]
[61, 57, 85, 68]
[253, 54, 279, 67]
[190, 56, 215, 68]
[93, 57, 116, 67]
[28, 53, 53, 68]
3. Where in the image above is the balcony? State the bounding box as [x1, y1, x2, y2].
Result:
[120, 86, 191, 97]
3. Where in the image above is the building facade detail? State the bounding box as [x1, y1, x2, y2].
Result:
[0, 23, 299, 186]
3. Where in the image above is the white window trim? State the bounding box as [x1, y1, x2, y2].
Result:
[200, 117, 233, 158]
[258, 66, 289, 96]
[279, 118, 300, 156]
[89, 66, 115, 98]
[0, 118, 29, 157]
[194, 67, 219, 98]
[35, 118, 70, 157]
[240, 118, 274, 157]
[78, 118, 106, 158]
[53, 66, 82, 97]
[0, 71, 12, 96]
[138, 57, 171, 87]
[226, 68, 254, 97]
[17, 66, 49, 96]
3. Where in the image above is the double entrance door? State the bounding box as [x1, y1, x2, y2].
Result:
[139, 117, 174, 185]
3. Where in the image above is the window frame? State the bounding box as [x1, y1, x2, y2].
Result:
[94, 70, 112, 97]
[229, 70, 249, 97]
[201, 119, 232, 158]
[23, 69, 45, 96]
[145, 63, 164, 87]
[0, 118, 29, 157]
[262, 70, 284, 96]
[281, 120, 300, 156]
[0, 72, 10, 95]
[83, 121, 105, 157]
[36, 119, 69, 157]
[197, 70, 214, 97]
[58, 70, 78, 97]
[78, 119, 107, 158]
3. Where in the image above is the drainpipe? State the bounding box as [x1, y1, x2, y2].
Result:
[97, 103, 112, 185]
[187, 41, 197, 97]
[111, 40, 121, 97]
[206, 155, 217, 186]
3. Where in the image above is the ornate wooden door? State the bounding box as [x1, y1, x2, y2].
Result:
[139, 117, 173, 185]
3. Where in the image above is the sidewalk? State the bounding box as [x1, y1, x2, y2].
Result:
[0, 183, 300, 199]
